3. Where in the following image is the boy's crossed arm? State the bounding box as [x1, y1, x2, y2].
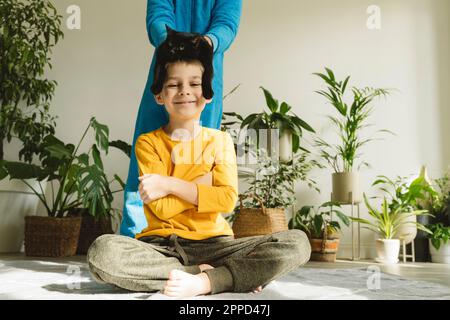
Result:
[136, 133, 238, 220]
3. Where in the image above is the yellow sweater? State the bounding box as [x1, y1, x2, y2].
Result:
[135, 126, 238, 240]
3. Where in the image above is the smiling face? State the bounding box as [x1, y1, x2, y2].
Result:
[154, 61, 212, 121]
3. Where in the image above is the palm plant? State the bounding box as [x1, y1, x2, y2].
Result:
[314, 68, 392, 172]
[351, 194, 431, 239]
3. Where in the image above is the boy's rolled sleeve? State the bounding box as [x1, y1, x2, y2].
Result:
[196, 132, 238, 214]
[205, 0, 242, 54]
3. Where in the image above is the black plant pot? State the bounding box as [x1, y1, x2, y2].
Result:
[411, 215, 432, 262]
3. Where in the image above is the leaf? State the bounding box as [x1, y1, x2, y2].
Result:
[109, 140, 131, 158]
[260, 86, 278, 113]
[91, 144, 103, 170]
[77, 165, 112, 216]
[291, 115, 315, 133]
[114, 174, 125, 189]
[90, 118, 109, 154]
[280, 102, 291, 115]
[4, 161, 44, 180]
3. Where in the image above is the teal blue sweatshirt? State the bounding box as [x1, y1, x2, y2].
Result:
[120, 0, 242, 237]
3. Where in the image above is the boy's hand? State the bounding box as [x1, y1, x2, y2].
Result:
[138, 174, 171, 204]
[193, 171, 213, 186]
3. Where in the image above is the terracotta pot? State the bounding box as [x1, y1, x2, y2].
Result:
[309, 237, 340, 262]
[332, 172, 362, 204]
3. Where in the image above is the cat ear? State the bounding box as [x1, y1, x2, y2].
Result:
[191, 36, 202, 49]
[165, 25, 174, 36]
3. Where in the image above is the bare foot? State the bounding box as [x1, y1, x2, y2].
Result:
[252, 285, 263, 293]
[163, 269, 211, 298]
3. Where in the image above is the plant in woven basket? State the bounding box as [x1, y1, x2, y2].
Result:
[1, 117, 130, 256]
[288, 201, 350, 262]
[228, 148, 321, 238]
[1, 117, 130, 218]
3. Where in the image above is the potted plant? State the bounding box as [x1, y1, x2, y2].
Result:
[314, 68, 392, 204]
[372, 172, 436, 246]
[1, 117, 128, 257]
[421, 168, 450, 263]
[351, 194, 431, 264]
[288, 202, 350, 262]
[72, 139, 130, 254]
[0, 0, 63, 252]
[428, 168, 450, 226]
[231, 87, 315, 163]
[428, 223, 450, 264]
[230, 148, 321, 238]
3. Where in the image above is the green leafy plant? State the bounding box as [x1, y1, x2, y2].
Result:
[234, 86, 315, 154]
[1, 117, 130, 218]
[288, 202, 350, 239]
[428, 223, 450, 250]
[427, 169, 450, 224]
[372, 174, 437, 213]
[351, 194, 431, 239]
[238, 148, 321, 210]
[0, 0, 64, 162]
[314, 68, 392, 172]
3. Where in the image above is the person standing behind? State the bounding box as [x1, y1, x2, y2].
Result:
[121, 0, 243, 237]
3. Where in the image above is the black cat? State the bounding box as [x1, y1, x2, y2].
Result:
[151, 25, 214, 99]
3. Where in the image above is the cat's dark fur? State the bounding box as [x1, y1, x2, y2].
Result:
[151, 26, 214, 99]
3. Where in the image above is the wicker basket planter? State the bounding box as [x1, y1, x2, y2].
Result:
[24, 216, 82, 257]
[232, 193, 288, 238]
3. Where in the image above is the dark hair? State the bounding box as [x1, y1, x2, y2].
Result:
[151, 26, 214, 99]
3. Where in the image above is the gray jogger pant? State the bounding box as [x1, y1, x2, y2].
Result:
[86, 229, 311, 294]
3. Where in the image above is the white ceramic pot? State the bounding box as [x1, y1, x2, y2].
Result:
[331, 172, 362, 204]
[429, 240, 450, 264]
[394, 214, 417, 245]
[0, 179, 45, 253]
[375, 239, 400, 264]
[279, 130, 292, 163]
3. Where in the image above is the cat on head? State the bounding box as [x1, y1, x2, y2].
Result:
[151, 25, 214, 100]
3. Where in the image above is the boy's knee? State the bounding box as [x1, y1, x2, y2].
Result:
[276, 229, 311, 266]
[87, 234, 120, 269]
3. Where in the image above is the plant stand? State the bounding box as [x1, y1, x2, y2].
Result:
[331, 192, 361, 261]
[399, 239, 415, 263]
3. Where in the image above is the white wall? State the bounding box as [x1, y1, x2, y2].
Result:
[9, 0, 449, 258]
